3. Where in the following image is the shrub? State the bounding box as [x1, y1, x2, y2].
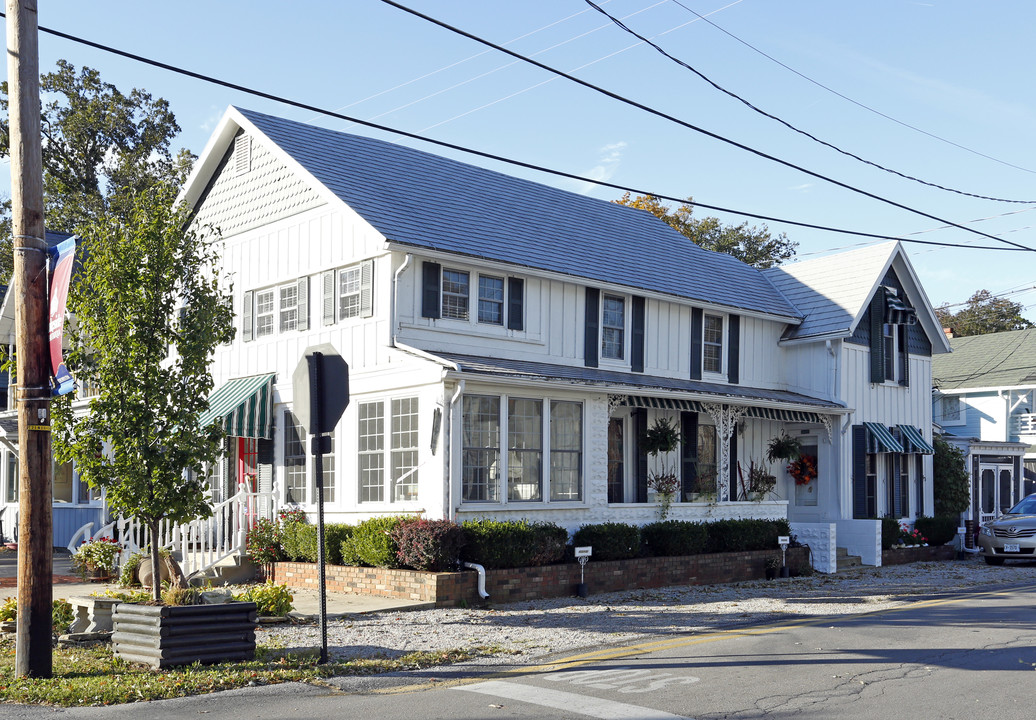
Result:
[279, 516, 312, 562]
[880, 516, 901, 550]
[914, 515, 959, 546]
[246, 517, 283, 565]
[3, 597, 82, 634]
[392, 519, 465, 571]
[461, 518, 568, 569]
[161, 586, 201, 606]
[341, 516, 414, 568]
[702, 518, 792, 553]
[572, 522, 640, 561]
[642, 520, 708, 556]
[282, 522, 353, 565]
[235, 581, 294, 616]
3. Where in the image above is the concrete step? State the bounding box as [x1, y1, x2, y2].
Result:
[182, 553, 256, 587]
[835, 547, 862, 572]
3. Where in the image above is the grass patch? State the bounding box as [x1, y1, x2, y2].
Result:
[0, 638, 494, 707]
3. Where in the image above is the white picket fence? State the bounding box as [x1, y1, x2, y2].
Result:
[67, 483, 276, 579]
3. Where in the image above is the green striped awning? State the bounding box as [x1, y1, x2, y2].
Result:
[863, 422, 904, 453]
[200, 373, 276, 439]
[742, 406, 826, 425]
[621, 396, 827, 425]
[622, 395, 704, 412]
[898, 424, 935, 454]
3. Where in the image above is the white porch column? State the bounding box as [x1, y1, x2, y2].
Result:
[702, 402, 746, 502]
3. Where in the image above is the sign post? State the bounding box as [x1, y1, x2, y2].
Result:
[574, 546, 592, 598]
[293, 344, 349, 664]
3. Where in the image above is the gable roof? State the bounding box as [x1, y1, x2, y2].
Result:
[183, 107, 800, 320]
[764, 241, 950, 352]
[933, 328, 1036, 390]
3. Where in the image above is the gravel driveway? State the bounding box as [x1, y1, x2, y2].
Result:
[257, 555, 1036, 667]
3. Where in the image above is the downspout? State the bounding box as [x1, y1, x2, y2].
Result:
[463, 561, 490, 599]
[998, 390, 1010, 442]
[825, 340, 838, 402]
[446, 380, 465, 522]
[390, 253, 413, 348]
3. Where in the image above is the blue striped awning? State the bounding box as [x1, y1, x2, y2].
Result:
[898, 424, 935, 454]
[863, 422, 904, 453]
[200, 373, 276, 439]
[884, 291, 917, 325]
[622, 395, 704, 412]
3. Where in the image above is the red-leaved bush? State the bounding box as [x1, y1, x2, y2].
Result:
[390, 519, 466, 571]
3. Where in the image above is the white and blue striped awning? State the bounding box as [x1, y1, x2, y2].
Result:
[898, 424, 935, 454]
[884, 291, 917, 325]
[864, 422, 904, 453]
[200, 373, 276, 439]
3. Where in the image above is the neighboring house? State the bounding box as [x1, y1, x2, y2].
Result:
[0, 231, 107, 547]
[175, 107, 945, 571]
[932, 328, 1036, 532]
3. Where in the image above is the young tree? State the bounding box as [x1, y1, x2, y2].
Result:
[52, 185, 235, 601]
[614, 193, 798, 268]
[933, 436, 970, 517]
[935, 289, 1034, 337]
[0, 60, 194, 280]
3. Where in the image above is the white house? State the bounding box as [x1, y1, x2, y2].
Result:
[34, 105, 945, 571]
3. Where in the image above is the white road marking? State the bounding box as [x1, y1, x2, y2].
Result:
[544, 667, 700, 693]
[454, 680, 695, 719]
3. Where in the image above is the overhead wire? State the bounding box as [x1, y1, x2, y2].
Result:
[668, 0, 1036, 176]
[377, 0, 1034, 252]
[3, 11, 1031, 254]
[583, 0, 1034, 204]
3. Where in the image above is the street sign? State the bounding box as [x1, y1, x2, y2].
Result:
[292, 343, 349, 435]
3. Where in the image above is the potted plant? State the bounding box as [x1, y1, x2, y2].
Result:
[766, 433, 801, 464]
[642, 417, 683, 519]
[70, 536, 122, 581]
[738, 460, 777, 500]
[764, 554, 781, 580]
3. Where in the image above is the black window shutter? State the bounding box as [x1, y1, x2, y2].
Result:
[681, 411, 699, 499]
[507, 277, 524, 330]
[631, 295, 646, 373]
[421, 262, 441, 319]
[728, 432, 738, 501]
[257, 438, 275, 494]
[727, 314, 740, 385]
[916, 455, 925, 517]
[869, 290, 885, 383]
[852, 425, 868, 518]
[633, 408, 648, 503]
[584, 287, 600, 368]
[898, 324, 909, 387]
[690, 307, 703, 380]
[892, 455, 903, 517]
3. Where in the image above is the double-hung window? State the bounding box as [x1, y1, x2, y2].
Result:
[245, 278, 308, 340]
[462, 395, 583, 504]
[255, 290, 275, 338]
[279, 284, 299, 332]
[357, 397, 421, 503]
[703, 314, 724, 374]
[322, 260, 374, 325]
[601, 295, 625, 360]
[478, 275, 505, 325]
[282, 409, 334, 504]
[442, 269, 470, 320]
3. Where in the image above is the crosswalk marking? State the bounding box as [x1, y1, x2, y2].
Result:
[455, 680, 695, 720]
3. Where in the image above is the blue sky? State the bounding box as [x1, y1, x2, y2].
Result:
[6, 1, 1036, 320]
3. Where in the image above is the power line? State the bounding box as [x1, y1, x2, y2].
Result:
[668, 0, 1036, 177]
[378, 0, 1034, 252]
[584, 0, 1034, 205]
[4, 11, 1032, 254]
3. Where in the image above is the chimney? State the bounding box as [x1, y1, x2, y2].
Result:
[943, 327, 954, 339]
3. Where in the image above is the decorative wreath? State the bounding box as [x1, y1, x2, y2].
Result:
[787, 454, 818, 486]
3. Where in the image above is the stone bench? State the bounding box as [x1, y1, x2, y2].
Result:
[68, 596, 121, 633]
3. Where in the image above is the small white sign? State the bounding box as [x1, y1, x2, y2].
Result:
[957, 527, 967, 535]
[574, 546, 592, 558]
[777, 536, 790, 546]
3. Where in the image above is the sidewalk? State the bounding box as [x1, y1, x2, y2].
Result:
[0, 549, 429, 617]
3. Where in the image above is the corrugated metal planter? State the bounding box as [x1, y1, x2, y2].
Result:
[112, 602, 257, 669]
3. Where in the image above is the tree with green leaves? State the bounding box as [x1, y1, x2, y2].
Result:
[52, 185, 235, 601]
[0, 60, 193, 281]
[933, 435, 971, 517]
[935, 289, 1034, 337]
[614, 193, 798, 268]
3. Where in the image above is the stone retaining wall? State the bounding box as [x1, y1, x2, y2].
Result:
[272, 547, 811, 607]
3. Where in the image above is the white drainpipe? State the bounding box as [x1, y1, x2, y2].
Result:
[463, 561, 490, 599]
[390, 253, 413, 348]
[446, 380, 465, 521]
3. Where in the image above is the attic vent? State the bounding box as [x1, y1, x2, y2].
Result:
[233, 135, 251, 175]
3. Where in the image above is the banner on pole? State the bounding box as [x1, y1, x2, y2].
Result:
[47, 235, 77, 396]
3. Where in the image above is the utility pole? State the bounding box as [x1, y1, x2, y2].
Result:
[6, 0, 53, 678]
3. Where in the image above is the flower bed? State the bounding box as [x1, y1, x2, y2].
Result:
[271, 547, 811, 607]
[881, 544, 955, 566]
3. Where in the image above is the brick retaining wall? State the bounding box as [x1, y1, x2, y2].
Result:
[272, 547, 811, 607]
[881, 545, 955, 566]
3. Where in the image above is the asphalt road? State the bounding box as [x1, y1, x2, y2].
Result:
[6, 579, 1036, 719]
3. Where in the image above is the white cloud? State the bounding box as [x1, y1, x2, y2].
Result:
[572, 141, 627, 195]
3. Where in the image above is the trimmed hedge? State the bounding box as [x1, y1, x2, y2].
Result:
[340, 516, 415, 568]
[283, 522, 353, 565]
[914, 515, 959, 546]
[702, 518, 791, 553]
[572, 522, 640, 561]
[391, 519, 466, 571]
[880, 516, 901, 551]
[461, 519, 568, 569]
[642, 520, 708, 557]
[279, 517, 310, 562]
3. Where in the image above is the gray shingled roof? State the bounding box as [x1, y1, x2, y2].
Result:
[435, 352, 843, 411]
[763, 242, 896, 340]
[235, 108, 800, 319]
[933, 328, 1036, 390]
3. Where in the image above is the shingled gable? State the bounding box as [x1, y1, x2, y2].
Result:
[184, 106, 800, 320]
[764, 240, 950, 352]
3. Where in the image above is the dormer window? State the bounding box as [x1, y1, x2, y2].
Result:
[421, 261, 524, 330]
[601, 294, 626, 360]
[703, 314, 724, 373]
